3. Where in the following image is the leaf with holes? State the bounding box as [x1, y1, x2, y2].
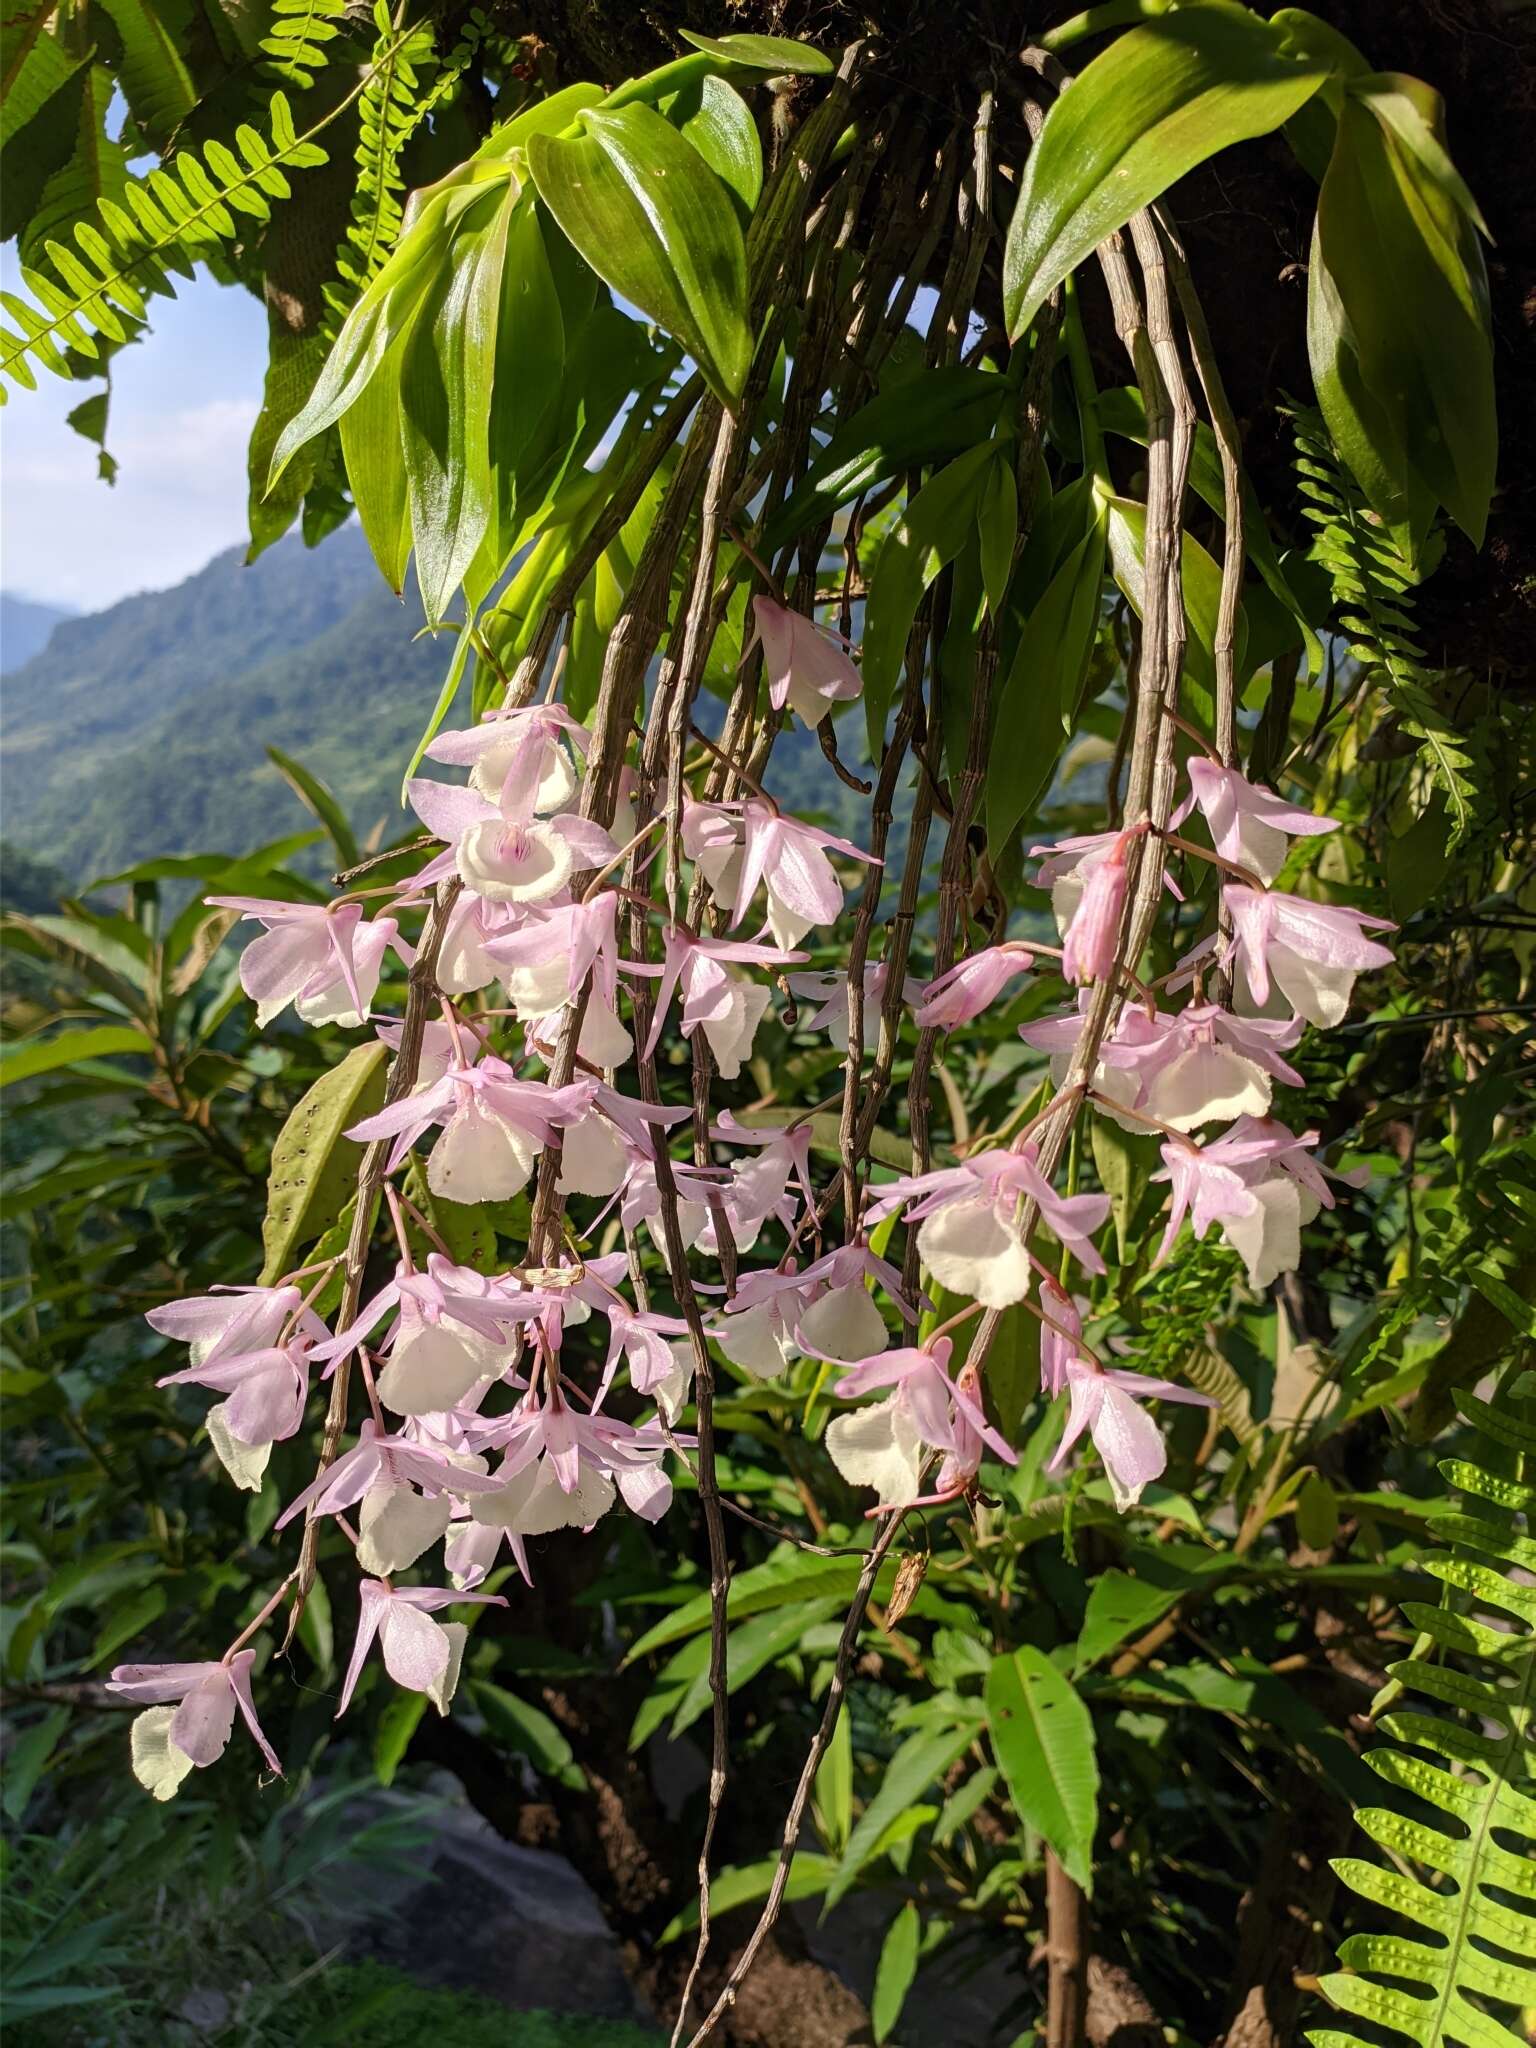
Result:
[985, 1646, 1099, 1891]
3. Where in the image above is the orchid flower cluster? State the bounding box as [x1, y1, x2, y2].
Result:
[111, 592, 1387, 1796]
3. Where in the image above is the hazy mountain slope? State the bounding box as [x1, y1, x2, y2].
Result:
[0, 524, 868, 887]
[2, 529, 448, 883]
[1, 594, 75, 674]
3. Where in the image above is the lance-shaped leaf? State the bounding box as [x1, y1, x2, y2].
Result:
[827, 1721, 976, 1906]
[871, 1903, 921, 2044]
[1004, 6, 1327, 340]
[1313, 94, 1495, 546]
[861, 440, 1002, 753]
[1104, 493, 1228, 722]
[985, 1645, 1100, 1892]
[0, 1025, 153, 1088]
[676, 29, 834, 76]
[986, 483, 1108, 851]
[400, 181, 511, 623]
[661, 74, 762, 218]
[528, 102, 750, 405]
[764, 367, 1010, 550]
[259, 1039, 386, 1281]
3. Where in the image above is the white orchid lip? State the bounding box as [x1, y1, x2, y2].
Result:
[456, 818, 574, 903]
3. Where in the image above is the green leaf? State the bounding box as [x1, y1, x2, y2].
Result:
[863, 441, 1001, 753]
[0, 1025, 151, 1087]
[258, 1040, 386, 1283]
[812, 1700, 853, 1855]
[88, 1585, 167, 1669]
[625, 1547, 892, 1661]
[1296, 1472, 1341, 1550]
[764, 367, 1009, 552]
[985, 1647, 1099, 1891]
[662, 74, 762, 218]
[265, 747, 359, 869]
[1313, 95, 1495, 545]
[528, 102, 750, 405]
[977, 455, 1019, 619]
[401, 182, 510, 623]
[93, 0, 196, 151]
[1004, 6, 1326, 338]
[1090, 1117, 1158, 1263]
[872, 1902, 921, 2044]
[1103, 493, 1225, 719]
[469, 1679, 582, 1788]
[987, 487, 1107, 850]
[658, 1854, 838, 1945]
[827, 1722, 974, 1907]
[373, 1689, 427, 1787]
[668, 1595, 845, 1740]
[1094, 384, 1324, 679]
[676, 30, 834, 76]
[1073, 1570, 1183, 1672]
[2, 1707, 69, 1821]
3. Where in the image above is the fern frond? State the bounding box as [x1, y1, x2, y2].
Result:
[260, 0, 348, 89]
[1292, 406, 1482, 847]
[323, 5, 484, 332]
[0, 94, 326, 401]
[1310, 1386, 1536, 2048]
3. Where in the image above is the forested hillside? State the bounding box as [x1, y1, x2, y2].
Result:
[2, 528, 442, 881]
[2, 526, 861, 888]
[0, 595, 75, 673]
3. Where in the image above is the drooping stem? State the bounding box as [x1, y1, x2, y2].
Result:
[282, 875, 461, 1648]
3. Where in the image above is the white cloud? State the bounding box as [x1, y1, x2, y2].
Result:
[0, 274, 268, 611]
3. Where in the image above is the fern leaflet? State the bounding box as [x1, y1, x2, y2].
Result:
[0, 94, 326, 400]
[1309, 1386, 1536, 2048]
[323, 5, 483, 335]
[260, 0, 349, 89]
[1292, 406, 1482, 847]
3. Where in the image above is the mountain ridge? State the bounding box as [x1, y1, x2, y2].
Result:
[1, 594, 77, 675]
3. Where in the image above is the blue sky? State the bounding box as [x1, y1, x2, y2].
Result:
[2, 273, 269, 612]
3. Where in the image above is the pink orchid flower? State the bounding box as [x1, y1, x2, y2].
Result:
[338, 1580, 506, 1718]
[1100, 1002, 1305, 1131]
[1150, 1137, 1259, 1265]
[744, 595, 863, 726]
[1061, 829, 1134, 985]
[1039, 1284, 1212, 1510]
[485, 891, 622, 1014]
[1159, 1114, 1367, 1289]
[208, 897, 409, 1029]
[348, 1052, 592, 1202]
[424, 702, 589, 815]
[109, 1649, 282, 1792]
[435, 891, 519, 996]
[146, 1283, 304, 1371]
[407, 775, 616, 905]
[1222, 886, 1396, 1028]
[824, 1335, 1016, 1508]
[914, 945, 1035, 1028]
[730, 799, 879, 932]
[786, 963, 920, 1052]
[1184, 760, 1338, 884]
[626, 927, 805, 1077]
[313, 1253, 520, 1416]
[868, 1146, 1110, 1309]
[275, 1417, 505, 1534]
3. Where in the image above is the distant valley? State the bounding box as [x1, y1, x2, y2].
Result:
[0, 526, 858, 894]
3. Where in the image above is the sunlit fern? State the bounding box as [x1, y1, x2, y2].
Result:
[324, 5, 486, 332]
[1309, 1386, 1536, 2048]
[1292, 405, 1481, 847]
[0, 94, 325, 401]
[261, 0, 350, 89]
